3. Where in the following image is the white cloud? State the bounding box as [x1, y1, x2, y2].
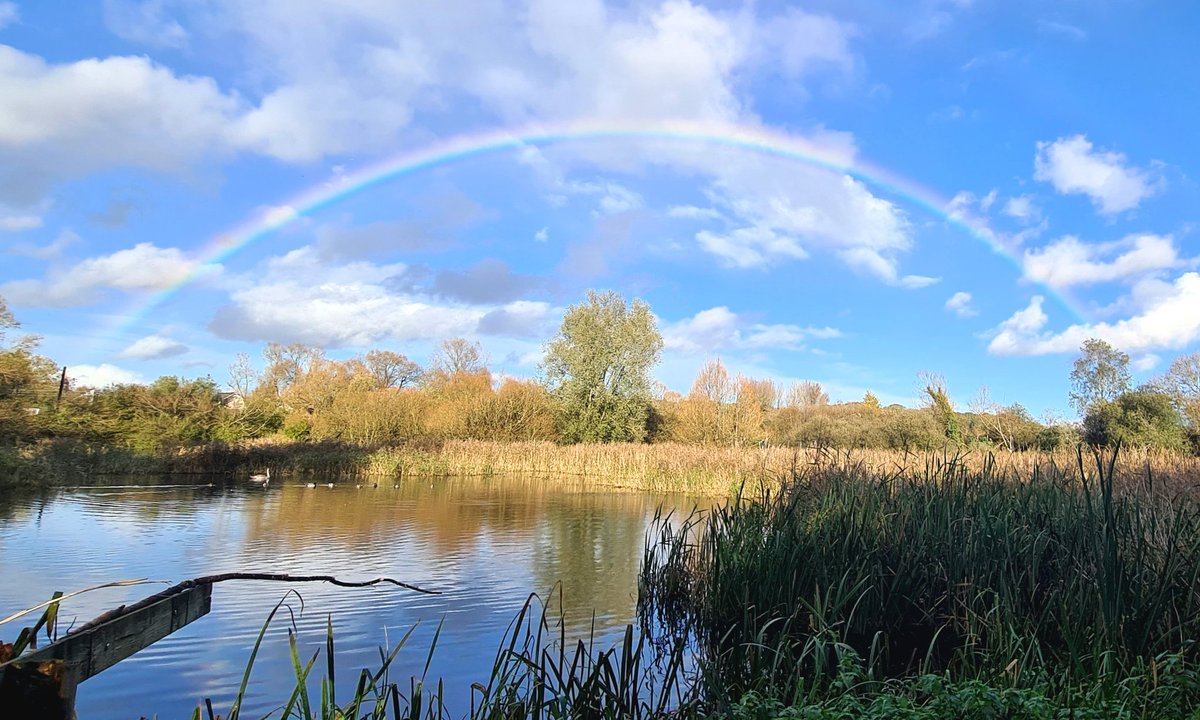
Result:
[0, 211, 41, 232]
[7, 229, 80, 260]
[68, 363, 145, 388]
[1002, 195, 1040, 223]
[668, 205, 723, 221]
[0, 3, 17, 30]
[1, 243, 209, 307]
[1133, 354, 1160, 372]
[209, 246, 552, 346]
[1034, 135, 1161, 214]
[0, 45, 246, 207]
[102, 0, 189, 48]
[988, 273, 1200, 355]
[1022, 234, 1181, 288]
[119, 334, 189, 360]
[758, 8, 856, 80]
[947, 190, 1050, 252]
[840, 247, 939, 288]
[676, 150, 925, 281]
[534, 227, 549, 242]
[697, 227, 807, 268]
[663, 306, 839, 354]
[566, 180, 644, 215]
[945, 291, 977, 317]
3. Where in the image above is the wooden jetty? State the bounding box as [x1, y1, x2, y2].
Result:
[0, 583, 212, 719]
[0, 573, 434, 718]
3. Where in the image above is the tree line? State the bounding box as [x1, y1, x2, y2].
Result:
[1, 291, 1198, 456]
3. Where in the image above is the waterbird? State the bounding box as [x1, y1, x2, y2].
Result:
[305, 482, 316, 488]
[326, 482, 335, 488]
[249, 468, 270, 484]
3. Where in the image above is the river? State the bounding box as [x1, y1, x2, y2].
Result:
[0, 475, 698, 719]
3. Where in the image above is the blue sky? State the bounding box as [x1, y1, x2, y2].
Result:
[1, 0, 1198, 419]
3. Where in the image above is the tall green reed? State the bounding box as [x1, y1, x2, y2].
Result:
[638, 446, 1200, 704]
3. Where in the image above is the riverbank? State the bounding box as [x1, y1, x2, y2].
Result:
[3, 437, 1199, 496]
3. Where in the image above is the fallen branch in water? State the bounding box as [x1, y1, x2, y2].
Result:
[66, 573, 438, 636]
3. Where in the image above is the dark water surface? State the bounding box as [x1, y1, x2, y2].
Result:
[0, 475, 695, 719]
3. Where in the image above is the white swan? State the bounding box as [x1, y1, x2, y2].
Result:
[249, 468, 270, 484]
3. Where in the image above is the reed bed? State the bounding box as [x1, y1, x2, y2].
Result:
[640, 447, 1200, 713]
[12, 437, 1200, 497]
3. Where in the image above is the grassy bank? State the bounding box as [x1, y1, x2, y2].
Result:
[5, 437, 1200, 496]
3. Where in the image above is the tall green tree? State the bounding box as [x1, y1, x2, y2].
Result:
[542, 290, 663, 442]
[1069, 338, 1131, 416]
[0, 295, 55, 441]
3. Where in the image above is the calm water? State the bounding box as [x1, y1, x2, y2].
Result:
[0, 475, 695, 719]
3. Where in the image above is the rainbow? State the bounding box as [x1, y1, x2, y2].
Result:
[111, 119, 1084, 338]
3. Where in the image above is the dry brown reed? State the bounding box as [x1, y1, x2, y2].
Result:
[406, 441, 1200, 497]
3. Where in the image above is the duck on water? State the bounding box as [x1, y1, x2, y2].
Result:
[249, 468, 270, 485]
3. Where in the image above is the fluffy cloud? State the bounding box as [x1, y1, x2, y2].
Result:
[663, 306, 839, 354]
[1, 243, 205, 306]
[0, 45, 244, 207]
[119, 334, 189, 360]
[988, 273, 1200, 355]
[209, 246, 550, 346]
[945, 291, 977, 317]
[696, 227, 807, 268]
[679, 151, 927, 282]
[68, 363, 145, 388]
[1034, 135, 1161, 214]
[1022, 234, 1182, 288]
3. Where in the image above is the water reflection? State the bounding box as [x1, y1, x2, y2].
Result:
[0, 475, 700, 719]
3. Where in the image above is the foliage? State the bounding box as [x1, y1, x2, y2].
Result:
[1083, 390, 1188, 451]
[542, 290, 663, 443]
[1070, 338, 1132, 416]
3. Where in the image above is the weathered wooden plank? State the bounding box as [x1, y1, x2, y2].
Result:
[11, 583, 212, 683]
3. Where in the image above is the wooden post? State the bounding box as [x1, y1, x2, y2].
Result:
[55, 366, 67, 408]
[0, 583, 212, 718]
